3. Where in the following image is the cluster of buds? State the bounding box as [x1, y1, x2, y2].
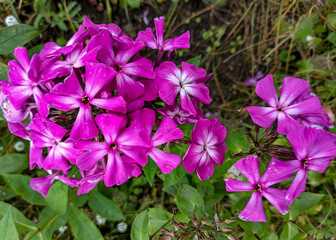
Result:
[225, 75, 336, 222]
[0, 16, 227, 196]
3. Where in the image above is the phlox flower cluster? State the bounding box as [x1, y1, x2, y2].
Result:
[225, 75, 336, 222]
[0, 16, 227, 196]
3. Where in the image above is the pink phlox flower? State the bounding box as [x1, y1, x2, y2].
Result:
[154, 61, 212, 117]
[0, 84, 35, 123]
[75, 113, 151, 186]
[30, 171, 79, 197]
[89, 29, 155, 101]
[246, 75, 325, 134]
[244, 71, 264, 86]
[267, 127, 336, 201]
[129, 108, 184, 173]
[42, 42, 100, 80]
[136, 16, 190, 51]
[77, 164, 105, 195]
[83, 16, 133, 49]
[45, 62, 126, 140]
[1, 47, 49, 119]
[28, 113, 80, 171]
[224, 155, 293, 222]
[182, 118, 226, 180]
[126, 79, 158, 113]
[157, 102, 198, 125]
[287, 90, 334, 129]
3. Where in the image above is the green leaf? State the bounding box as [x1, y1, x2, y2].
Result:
[186, 55, 201, 67]
[327, 13, 336, 31]
[31, 207, 69, 240]
[294, 17, 313, 43]
[88, 190, 124, 221]
[225, 128, 251, 156]
[0, 154, 29, 175]
[0, 201, 37, 233]
[68, 204, 104, 240]
[280, 223, 298, 240]
[163, 164, 186, 188]
[143, 158, 157, 186]
[177, 184, 204, 216]
[2, 174, 46, 205]
[127, 0, 141, 8]
[0, 208, 19, 240]
[131, 210, 149, 240]
[148, 208, 171, 235]
[0, 62, 9, 81]
[0, 24, 40, 55]
[288, 192, 324, 221]
[28, 44, 44, 58]
[327, 32, 336, 45]
[45, 181, 69, 215]
[0, 186, 17, 200]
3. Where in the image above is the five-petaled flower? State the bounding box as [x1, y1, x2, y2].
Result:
[224, 155, 293, 222]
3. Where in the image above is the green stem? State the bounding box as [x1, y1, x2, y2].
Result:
[26, 213, 58, 240]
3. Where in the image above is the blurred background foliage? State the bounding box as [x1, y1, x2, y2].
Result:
[0, 0, 336, 239]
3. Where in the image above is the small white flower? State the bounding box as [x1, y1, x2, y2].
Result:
[95, 215, 106, 225]
[117, 222, 127, 233]
[14, 141, 25, 152]
[58, 225, 68, 234]
[5, 15, 19, 26]
[306, 35, 313, 42]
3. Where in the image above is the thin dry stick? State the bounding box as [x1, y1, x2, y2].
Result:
[212, 57, 226, 105]
[223, 0, 257, 42]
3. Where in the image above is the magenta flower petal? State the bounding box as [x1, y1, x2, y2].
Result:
[246, 106, 278, 128]
[262, 188, 290, 214]
[287, 127, 317, 160]
[234, 155, 260, 185]
[162, 31, 190, 51]
[277, 112, 303, 135]
[117, 120, 150, 148]
[148, 147, 181, 174]
[33, 87, 49, 119]
[207, 142, 226, 165]
[196, 156, 215, 181]
[129, 108, 156, 136]
[49, 71, 84, 97]
[13, 47, 30, 72]
[224, 179, 254, 192]
[30, 174, 57, 197]
[279, 77, 309, 107]
[43, 146, 70, 171]
[45, 94, 80, 111]
[307, 157, 333, 173]
[286, 169, 308, 201]
[77, 148, 108, 171]
[78, 172, 104, 195]
[151, 117, 183, 147]
[183, 144, 204, 174]
[154, 16, 164, 45]
[122, 57, 155, 79]
[180, 88, 197, 116]
[284, 97, 322, 116]
[85, 62, 116, 98]
[255, 75, 278, 107]
[29, 144, 44, 170]
[184, 83, 211, 105]
[239, 192, 266, 222]
[104, 151, 133, 186]
[95, 113, 126, 143]
[116, 73, 145, 101]
[90, 96, 126, 114]
[70, 105, 98, 140]
[260, 158, 299, 187]
[136, 28, 157, 49]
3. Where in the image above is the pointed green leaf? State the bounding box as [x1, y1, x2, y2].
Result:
[131, 210, 149, 240]
[45, 181, 69, 215]
[69, 204, 104, 240]
[0, 208, 19, 240]
[143, 158, 157, 186]
[148, 208, 171, 235]
[177, 184, 204, 216]
[0, 154, 29, 175]
[0, 62, 9, 81]
[280, 223, 299, 240]
[0, 201, 37, 233]
[0, 24, 40, 55]
[88, 190, 124, 221]
[2, 174, 46, 205]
